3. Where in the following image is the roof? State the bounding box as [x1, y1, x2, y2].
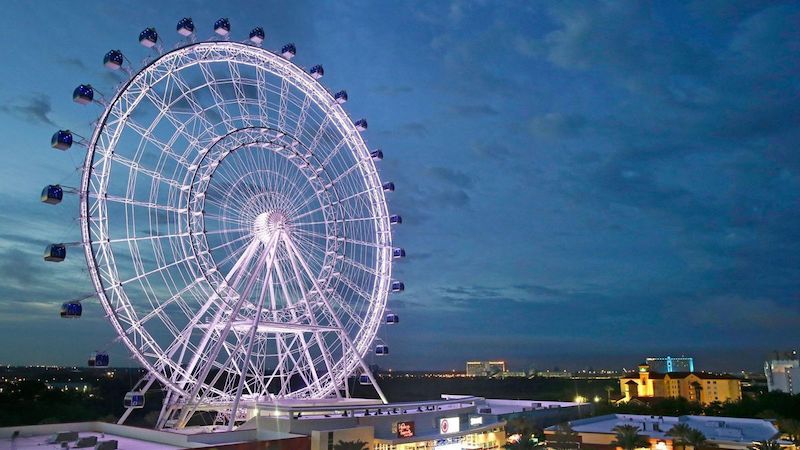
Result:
[620, 371, 740, 381]
[546, 414, 779, 444]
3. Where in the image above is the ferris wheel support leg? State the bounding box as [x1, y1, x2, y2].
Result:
[117, 373, 157, 425]
[282, 235, 388, 404]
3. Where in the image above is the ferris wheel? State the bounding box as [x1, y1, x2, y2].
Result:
[42, 17, 404, 429]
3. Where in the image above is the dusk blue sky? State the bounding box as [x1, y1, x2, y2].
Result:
[0, 1, 798, 372]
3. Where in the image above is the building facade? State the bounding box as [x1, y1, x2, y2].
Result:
[620, 364, 742, 405]
[545, 414, 783, 450]
[764, 359, 799, 394]
[645, 356, 694, 373]
[466, 361, 506, 377]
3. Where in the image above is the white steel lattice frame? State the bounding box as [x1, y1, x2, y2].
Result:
[79, 42, 392, 426]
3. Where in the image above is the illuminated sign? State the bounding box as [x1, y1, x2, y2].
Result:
[439, 417, 460, 434]
[434, 444, 462, 450]
[397, 421, 415, 438]
[469, 416, 483, 426]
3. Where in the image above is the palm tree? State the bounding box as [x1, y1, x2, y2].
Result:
[548, 423, 580, 450]
[684, 429, 717, 450]
[666, 423, 694, 450]
[332, 440, 368, 450]
[610, 425, 650, 450]
[748, 440, 782, 450]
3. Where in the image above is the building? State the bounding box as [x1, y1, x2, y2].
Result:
[0, 396, 587, 450]
[466, 361, 506, 377]
[619, 364, 742, 405]
[764, 359, 799, 394]
[544, 414, 783, 450]
[645, 356, 694, 373]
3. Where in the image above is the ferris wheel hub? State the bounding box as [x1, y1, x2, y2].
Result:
[253, 210, 290, 244]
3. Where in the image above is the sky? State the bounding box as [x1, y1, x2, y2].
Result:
[0, 0, 798, 372]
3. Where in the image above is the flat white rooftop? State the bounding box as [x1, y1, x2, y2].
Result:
[2, 431, 183, 450]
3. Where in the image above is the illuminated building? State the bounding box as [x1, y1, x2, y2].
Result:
[545, 414, 782, 450]
[619, 364, 742, 405]
[466, 361, 506, 377]
[645, 356, 694, 373]
[764, 358, 798, 394]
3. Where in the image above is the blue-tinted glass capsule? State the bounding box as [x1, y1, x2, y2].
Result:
[354, 118, 368, 131]
[90, 352, 109, 367]
[310, 65, 325, 79]
[60, 301, 82, 318]
[375, 345, 389, 355]
[139, 27, 158, 48]
[73, 84, 94, 104]
[249, 27, 265, 44]
[358, 374, 371, 385]
[390, 214, 402, 225]
[391, 280, 405, 292]
[382, 182, 395, 192]
[214, 18, 231, 36]
[392, 248, 406, 259]
[281, 43, 297, 59]
[370, 150, 383, 161]
[385, 313, 399, 324]
[334, 90, 348, 104]
[44, 244, 67, 262]
[41, 184, 64, 204]
[51, 130, 73, 150]
[103, 50, 124, 70]
[124, 392, 145, 408]
[177, 17, 195, 36]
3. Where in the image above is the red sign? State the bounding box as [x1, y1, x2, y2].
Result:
[397, 421, 415, 438]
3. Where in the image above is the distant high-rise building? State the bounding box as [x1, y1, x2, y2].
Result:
[466, 361, 506, 377]
[646, 356, 694, 373]
[764, 358, 798, 394]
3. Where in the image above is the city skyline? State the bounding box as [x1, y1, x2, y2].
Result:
[0, 1, 799, 372]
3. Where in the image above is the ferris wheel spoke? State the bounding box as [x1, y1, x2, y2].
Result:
[167, 70, 219, 139]
[227, 61, 253, 129]
[294, 95, 313, 139]
[277, 76, 290, 133]
[305, 113, 333, 157]
[198, 62, 235, 131]
[125, 119, 192, 169]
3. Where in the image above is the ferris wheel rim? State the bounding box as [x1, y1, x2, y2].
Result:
[78, 40, 394, 401]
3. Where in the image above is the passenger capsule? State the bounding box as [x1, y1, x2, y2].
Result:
[391, 280, 405, 292]
[310, 65, 324, 79]
[382, 182, 395, 192]
[138, 27, 158, 48]
[103, 50, 124, 70]
[60, 301, 82, 318]
[214, 18, 231, 36]
[334, 90, 348, 104]
[375, 345, 389, 356]
[73, 84, 94, 104]
[390, 214, 402, 225]
[281, 43, 297, 59]
[89, 351, 109, 368]
[358, 374, 371, 385]
[392, 248, 406, 259]
[51, 130, 73, 150]
[177, 17, 195, 36]
[385, 313, 399, 324]
[249, 27, 265, 44]
[354, 118, 368, 132]
[44, 244, 67, 262]
[370, 150, 383, 161]
[41, 184, 64, 205]
[124, 391, 145, 408]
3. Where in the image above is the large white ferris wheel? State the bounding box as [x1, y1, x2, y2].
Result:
[42, 18, 404, 429]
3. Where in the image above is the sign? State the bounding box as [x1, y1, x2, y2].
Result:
[397, 421, 416, 438]
[439, 417, 460, 434]
[469, 416, 483, 426]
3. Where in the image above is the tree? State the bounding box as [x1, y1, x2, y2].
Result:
[748, 441, 782, 450]
[548, 423, 580, 450]
[666, 423, 694, 450]
[610, 425, 650, 450]
[685, 428, 717, 450]
[332, 440, 368, 450]
[778, 418, 800, 445]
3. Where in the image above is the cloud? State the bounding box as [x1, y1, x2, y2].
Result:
[448, 104, 499, 117]
[528, 113, 587, 138]
[59, 57, 88, 70]
[427, 167, 473, 188]
[0, 93, 57, 126]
